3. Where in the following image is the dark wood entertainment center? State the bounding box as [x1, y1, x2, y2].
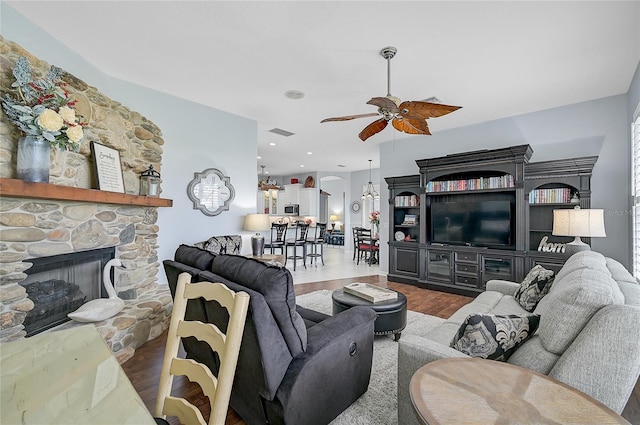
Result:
[386, 145, 597, 296]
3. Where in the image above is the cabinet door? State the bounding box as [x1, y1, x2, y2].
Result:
[528, 255, 565, 274]
[391, 246, 419, 276]
[299, 188, 318, 216]
[427, 250, 452, 283]
[283, 184, 301, 205]
[481, 255, 514, 286]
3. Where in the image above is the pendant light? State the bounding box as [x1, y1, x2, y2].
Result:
[362, 159, 379, 200]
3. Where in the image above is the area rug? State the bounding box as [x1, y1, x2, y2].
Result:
[295, 290, 445, 425]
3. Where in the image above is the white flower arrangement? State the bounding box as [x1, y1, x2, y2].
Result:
[1, 56, 85, 151]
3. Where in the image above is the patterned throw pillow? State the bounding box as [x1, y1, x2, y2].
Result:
[450, 313, 540, 361]
[514, 265, 555, 311]
[195, 235, 243, 255]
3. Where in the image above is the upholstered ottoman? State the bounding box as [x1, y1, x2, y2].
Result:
[332, 288, 407, 341]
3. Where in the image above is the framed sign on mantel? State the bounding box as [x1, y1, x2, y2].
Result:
[90, 142, 125, 193]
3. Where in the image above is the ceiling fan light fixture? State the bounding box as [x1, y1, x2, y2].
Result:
[386, 95, 401, 106]
[320, 46, 461, 142]
[362, 159, 379, 200]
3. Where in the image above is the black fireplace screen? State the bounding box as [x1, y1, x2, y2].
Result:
[19, 247, 115, 336]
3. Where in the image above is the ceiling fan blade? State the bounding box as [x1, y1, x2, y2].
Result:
[398, 101, 461, 119]
[392, 116, 431, 135]
[321, 112, 379, 123]
[366, 97, 399, 113]
[359, 118, 388, 142]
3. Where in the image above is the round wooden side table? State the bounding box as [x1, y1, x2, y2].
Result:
[410, 357, 630, 425]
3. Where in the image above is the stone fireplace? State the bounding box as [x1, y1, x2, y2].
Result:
[0, 37, 173, 363]
[19, 247, 114, 336]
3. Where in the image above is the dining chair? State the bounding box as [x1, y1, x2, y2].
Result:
[352, 227, 361, 262]
[285, 222, 309, 271]
[356, 227, 379, 266]
[155, 272, 249, 425]
[264, 222, 288, 255]
[307, 222, 327, 266]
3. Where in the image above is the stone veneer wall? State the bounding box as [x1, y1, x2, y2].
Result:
[0, 37, 172, 363]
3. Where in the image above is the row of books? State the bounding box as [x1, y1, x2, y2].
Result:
[529, 187, 572, 204]
[394, 195, 420, 207]
[426, 175, 515, 192]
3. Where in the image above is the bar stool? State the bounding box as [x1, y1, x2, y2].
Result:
[307, 223, 327, 266]
[285, 222, 309, 271]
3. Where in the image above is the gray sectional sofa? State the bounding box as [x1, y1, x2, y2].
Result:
[398, 251, 640, 423]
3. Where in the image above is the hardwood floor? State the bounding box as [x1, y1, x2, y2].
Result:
[122, 275, 639, 424]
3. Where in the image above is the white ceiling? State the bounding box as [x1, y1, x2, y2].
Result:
[6, 1, 640, 176]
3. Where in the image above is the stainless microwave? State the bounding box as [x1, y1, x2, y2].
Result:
[284, 204, 299, 215]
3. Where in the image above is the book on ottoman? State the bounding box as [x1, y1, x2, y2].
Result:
[344, 283, 398, 303]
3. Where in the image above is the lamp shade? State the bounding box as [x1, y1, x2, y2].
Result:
[330, 215, 339, 222]
[552, 208, 606, 237]
[244, 214, 271, 232]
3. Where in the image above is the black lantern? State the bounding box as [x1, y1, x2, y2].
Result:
[140, 165, 161, 197]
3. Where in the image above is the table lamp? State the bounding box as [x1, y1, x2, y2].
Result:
[244, 213, 271, 257]
[330, 215, 338, 232]
[552, 206, 606, 257]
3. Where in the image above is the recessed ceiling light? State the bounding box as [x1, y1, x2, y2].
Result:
[285, 90, 305, 100]
[300, 165, 305, 168]
[257, 156, 262, 159]
[269, 142, 276, 146]
[307, 151, 313, 155]
[337, 164, 346, 168]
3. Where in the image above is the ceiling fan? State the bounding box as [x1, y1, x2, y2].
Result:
[321, 46, 462, 142]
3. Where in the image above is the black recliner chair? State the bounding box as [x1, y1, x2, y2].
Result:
[163, 245, 377, 425]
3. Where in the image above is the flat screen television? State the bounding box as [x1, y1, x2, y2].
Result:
[431, 200, 513, 249]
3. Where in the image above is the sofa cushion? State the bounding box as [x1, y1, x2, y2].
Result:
[554, 250, 608, 283]
[174, 244, 216, 270]
[535, 268, 625, 354]
[507, 335, 560, 374]
[450, 313, 540, 361]
[446, 291, 505, 323]
[605, 257, 640, 307]
[194, 235, 242, 255]
[196, 270, 293, 402]
[210, 254, 308, 356]
[514, 265, 555, 311]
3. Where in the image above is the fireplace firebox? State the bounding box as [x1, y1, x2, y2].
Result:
[19, 247, 116, 336]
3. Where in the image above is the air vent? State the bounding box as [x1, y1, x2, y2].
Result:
[269, 128, 295, 137]
[337, 164, 346, 168]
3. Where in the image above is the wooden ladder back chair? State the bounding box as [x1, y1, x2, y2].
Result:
[155, 272, 250, 425]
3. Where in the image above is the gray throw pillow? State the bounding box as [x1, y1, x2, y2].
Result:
[514, 265, 554, 311]
[450, 313, 540, 361]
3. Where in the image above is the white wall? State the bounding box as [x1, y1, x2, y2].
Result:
[319, 177, 346, 229]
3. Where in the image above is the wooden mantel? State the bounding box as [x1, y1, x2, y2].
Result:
[0, 178, 173, 207]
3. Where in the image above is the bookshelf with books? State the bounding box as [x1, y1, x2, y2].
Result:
[426, 174, 515, 193]
[525, 158, 597, 264]
[528, 187, 574, 204]
[385, 175, 422, 284]
[384, 146, 597, 296]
